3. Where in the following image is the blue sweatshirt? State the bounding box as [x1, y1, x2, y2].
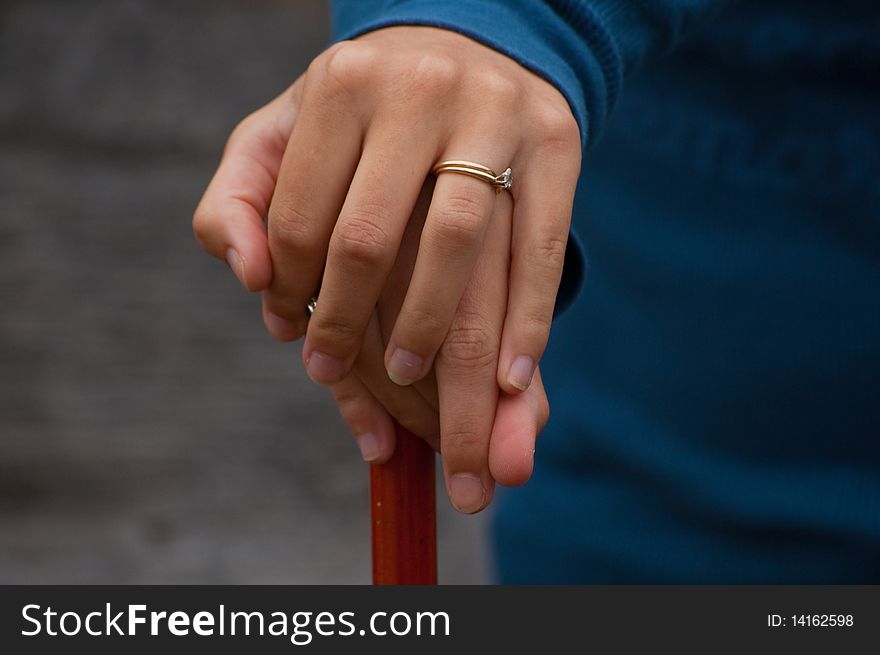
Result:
[331, 0, 880, 582]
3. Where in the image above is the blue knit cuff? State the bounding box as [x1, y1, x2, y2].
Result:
[331, 0, 613, 149]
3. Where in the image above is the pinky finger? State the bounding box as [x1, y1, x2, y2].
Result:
[498, 132, 580, 394]
[329, 374, 397, 464]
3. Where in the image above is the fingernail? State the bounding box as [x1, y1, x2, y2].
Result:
[448, 473, 486, 514]
[226, 247, 247, 288]
[507, 355, 536, 391]
[264, 311, 300, 341]
[386, 348, 423, 386]
[305, 350, 346, 384]
[355, 433, 381, 462]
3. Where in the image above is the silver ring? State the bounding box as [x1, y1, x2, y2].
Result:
[306, 296, 318, 318]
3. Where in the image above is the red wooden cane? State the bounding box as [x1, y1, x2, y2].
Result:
[370, 424, 437, 584]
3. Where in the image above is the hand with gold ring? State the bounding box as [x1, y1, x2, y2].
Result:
[195, 26, 581, 396]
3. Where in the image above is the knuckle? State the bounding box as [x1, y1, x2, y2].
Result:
[470, 68, 520, 105]
[332, 385, 361, 411]
[531, 103, 580, 150]
[525, 234, 568, 277]
[269, 200, 316, 249]
[332, 210, 390, 266]
[191, 203, 213, 246]
[413, 52, 461, 91]
[440, 323, 496, 368]
[316, 40, 378, 95]
[518, 305, 554, 343]
[225, 112, 257, 150]
[442, 427, 485, 454]
[397, 305, 449, 344]
[431, 190, 487, 247]
[310, 311, 361, 346]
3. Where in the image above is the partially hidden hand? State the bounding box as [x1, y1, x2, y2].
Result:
[328, 178, 550, 512]
[195, 26, 580, 394]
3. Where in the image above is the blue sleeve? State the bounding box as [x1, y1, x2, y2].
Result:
[330, 0, 722, 150]
[329, 0, 722, 315]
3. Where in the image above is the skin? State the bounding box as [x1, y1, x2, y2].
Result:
[330, 178, 551, 510]
[193, 26, 578, 512]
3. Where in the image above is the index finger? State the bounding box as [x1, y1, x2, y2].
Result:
[263, 54, 364, 340]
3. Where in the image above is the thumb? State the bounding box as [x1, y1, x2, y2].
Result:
[192, 77, 304, 291]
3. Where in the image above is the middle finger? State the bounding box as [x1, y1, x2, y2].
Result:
[302, 121, 439, 384]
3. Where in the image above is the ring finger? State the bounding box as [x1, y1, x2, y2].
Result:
[383, 133, 518, 387]
[435, 183, 513, 513]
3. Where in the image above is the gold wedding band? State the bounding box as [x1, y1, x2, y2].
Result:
[432, 160, 512, 193]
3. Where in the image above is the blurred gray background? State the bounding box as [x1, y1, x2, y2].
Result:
[0, 0, 488, 583]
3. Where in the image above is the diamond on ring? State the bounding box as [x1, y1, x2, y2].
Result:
[495, 168, 512, 190]
[306, 296, 318, 318]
